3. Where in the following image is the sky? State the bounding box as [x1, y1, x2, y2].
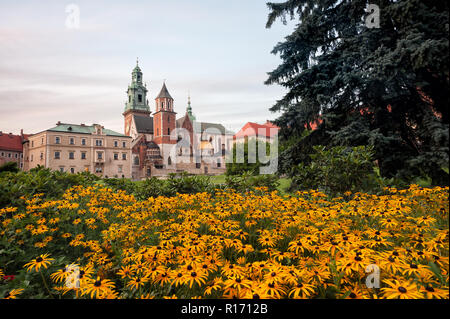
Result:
[0, 0, 295, 135]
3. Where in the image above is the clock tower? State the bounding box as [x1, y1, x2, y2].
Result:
[123, 59, 151, 137]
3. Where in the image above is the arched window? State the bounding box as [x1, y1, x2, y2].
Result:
[168, 156, 172, 166]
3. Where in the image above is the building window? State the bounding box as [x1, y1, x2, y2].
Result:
[69, 152, 75, 159]
[97, 152, 103, 160]
[55, 137, 60, 144]
[118, 166, 122, 173]
[70, 167, 75, 174]
[59, 167, 64, 172]
[40, 153, 43, 160]
[133, 156, 139, 165]
[95, 167, 102, 173]
[129, 96, 131, 103]
[96, 139, 102, 146]
[15, 153, 18, 158]
[54, 151, 60, 159]
[167, 128, 170, 135]
[0, 152, 3, 156]
[114, 153, 119, 160]
[31, 155, 33, 162]
[217, 160, 221, 168]
[122, 141, 126, 148]
[8, 153, 11, 158]
[196, 162, 201, 169]
[168, 156, 172, 165]
[81, 152, 86, 160]
[41, 138, 44, 145]
[81, 138, 86, 146]
[114, 140, 118, 147]
[138, 94, 142, 103]
[122, 153, 127, 160]
[69, 137, 75, 145]
[31, 141, 34, 147]
[161, 102, 165, 109]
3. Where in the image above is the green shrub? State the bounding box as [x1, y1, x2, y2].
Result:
[0, 161, 19, 173]
[166, 172, 214, 195]
[290, 145, 381, 196]
[0, 166, 99, 208]
[226, 139, 274, 176]
[225, 172, 280, 193]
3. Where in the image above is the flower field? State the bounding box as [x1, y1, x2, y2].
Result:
[0, 185, 448, 299]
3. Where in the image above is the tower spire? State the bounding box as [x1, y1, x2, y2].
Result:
[186, 91, 196, 121]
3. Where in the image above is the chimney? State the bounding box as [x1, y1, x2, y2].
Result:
[20, 129, 23, 136]
[56, 121, 61, 125]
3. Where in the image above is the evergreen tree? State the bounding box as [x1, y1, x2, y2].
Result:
[265, 0, 449, 184]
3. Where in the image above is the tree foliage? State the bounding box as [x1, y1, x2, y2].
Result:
[265, 0, 449, 184]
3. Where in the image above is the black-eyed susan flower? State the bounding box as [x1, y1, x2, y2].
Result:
[3, 288, 24, 299]
[23, 253, 54, 272]
[82, 276, 115, 298]
[381, 280, 423, 299]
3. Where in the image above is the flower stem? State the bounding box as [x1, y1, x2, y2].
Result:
[40, 271, 55, 299]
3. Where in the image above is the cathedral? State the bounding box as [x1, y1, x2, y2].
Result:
[123, 61, 234, 180]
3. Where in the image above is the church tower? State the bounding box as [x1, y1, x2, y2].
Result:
[153, 82, 177, 168]
[123, 59, 150, 136]
[153, 82, 176, 145]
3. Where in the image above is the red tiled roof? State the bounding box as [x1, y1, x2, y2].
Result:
[0, 133, 24, 152]
[234, 121, 280, 139]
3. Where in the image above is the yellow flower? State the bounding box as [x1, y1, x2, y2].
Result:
[381, 280, 423, 299]
[23, 253, 54, 272]
[3, 288, 24, 299]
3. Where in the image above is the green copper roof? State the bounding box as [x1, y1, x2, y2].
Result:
[187, 96, 196, 121]
[47, 124, 130, 137]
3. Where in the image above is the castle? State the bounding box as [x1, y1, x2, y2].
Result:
[123, 61, 234, 180]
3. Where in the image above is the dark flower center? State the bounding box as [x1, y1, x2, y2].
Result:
[252, 294, 260, 299]
[236, 278, 241, 283]
[398, 287, 407, 293]
[36, 257, 43, 263]
[191, 272, 197, 277]
[349, 292, 357, 299]
[94, 280, 101, 287]
[426, 286, 435, 292]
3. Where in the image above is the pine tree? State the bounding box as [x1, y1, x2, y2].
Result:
[265, 0, 449, 184]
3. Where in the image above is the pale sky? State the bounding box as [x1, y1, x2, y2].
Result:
[0, 0, 294, 135]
